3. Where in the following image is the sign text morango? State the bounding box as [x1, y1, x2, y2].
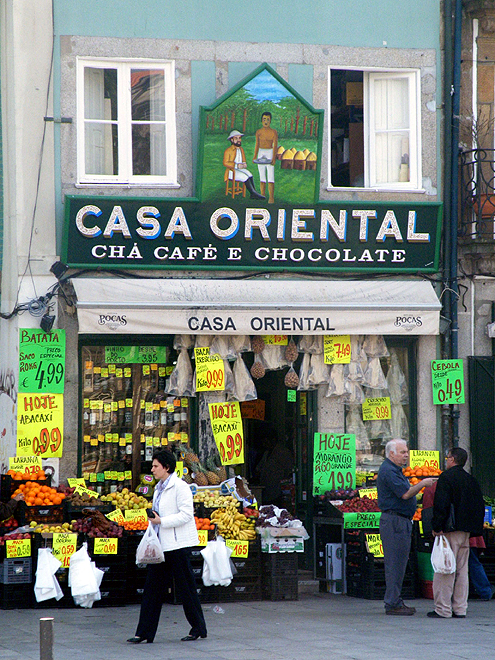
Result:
[64, 197, 442, 273]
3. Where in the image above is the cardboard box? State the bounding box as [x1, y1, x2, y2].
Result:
[261, 537, 304, 554]
[346, 82, 363, 106]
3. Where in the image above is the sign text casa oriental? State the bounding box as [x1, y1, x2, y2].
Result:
[63, 197, 441, 274]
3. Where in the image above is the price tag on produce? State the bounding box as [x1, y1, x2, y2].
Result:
[324, 335, 351, 364]
[358, 488, 378, 500]
[52, 533, 77, 568]
[409, 450, 440, 470]
[6, 538, 31, 558]
[68, 478, 86, 488]
[313, 433, 356, 496]
[343, 512, 381, 529]
[93, 538, 118, 554]
[8, 456, 42, 473]
[104, 345, 167, 364]
[124, 509, 148, 523]
[18, 329, 66, 393]
[226, 539, 249, 558]
[175, 461, 185, 480]
[197, 530, 208, 547]
[240, 400, 265, 420]
[106, 508, 125, 524]
[431, 360, 464, 404]
[195, 348, 225, 392]
[362, 397, 391, 421]
[74, 484, 99, 498]
[16, 393, 64, 458]
[365, 533, 384, 557]
[262, 335, 288, 345]
[208, 402, 244, 466]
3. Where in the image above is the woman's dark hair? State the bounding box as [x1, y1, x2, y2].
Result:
[152, 450, 176, 473]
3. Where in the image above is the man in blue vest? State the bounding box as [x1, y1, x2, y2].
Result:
[377, 439, 437, 615]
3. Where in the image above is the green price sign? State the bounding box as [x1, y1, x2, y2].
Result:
[313, 433, 356, 496]
[104, 345, 167, 364]
[343, 512, 381, 529]
[19, 329, 66, 393]
[287, 389, 296, 402]
[431, 359, 464, 405]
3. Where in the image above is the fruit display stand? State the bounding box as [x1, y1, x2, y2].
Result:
[345, 528, 417, 600]
[86, 536, 128, 607]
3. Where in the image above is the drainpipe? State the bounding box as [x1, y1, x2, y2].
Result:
[450, 0, 463, 447]
[442, 0, 453, 457]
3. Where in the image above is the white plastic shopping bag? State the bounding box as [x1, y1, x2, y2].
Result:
[430, 534, 456, 574]
[135, 522, 164, 565]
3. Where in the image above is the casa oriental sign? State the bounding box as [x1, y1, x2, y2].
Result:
[63, 196, 441, 274]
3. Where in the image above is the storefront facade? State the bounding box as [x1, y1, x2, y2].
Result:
[1, 1, 444, 567]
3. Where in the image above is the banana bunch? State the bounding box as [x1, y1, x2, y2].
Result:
[210, 506, 257, 541]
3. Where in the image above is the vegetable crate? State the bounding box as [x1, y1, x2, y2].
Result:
[0, 558, 32, 584]
[0, 475, 51, 502]
[222, 575, 263, 602]
[262, 552, 298, 577]
[94, 579, 127, 607]
[0, 583, 33, 609]
[262, 574, 298, 601]
[346, 554, 417, 600]
[63, 500, 115, 521]
[18, 504, 64, 525]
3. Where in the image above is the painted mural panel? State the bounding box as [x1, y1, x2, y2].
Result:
[197, 65, 322, 206]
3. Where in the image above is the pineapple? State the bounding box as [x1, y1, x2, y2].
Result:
[184, 450, 200, 469]
[211, 454, 227, 482]
[192, 462, 208, 487]
[205, 457, 221, 485]
[216, 464, 228, 482]
[182, 469, 193, 484]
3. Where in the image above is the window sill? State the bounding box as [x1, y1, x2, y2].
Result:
[326, 186, 426, 194]
[75, 182, 181, 189]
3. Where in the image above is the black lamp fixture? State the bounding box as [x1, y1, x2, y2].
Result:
[40, 312, 55, 333]
[50, 261, 68, 281]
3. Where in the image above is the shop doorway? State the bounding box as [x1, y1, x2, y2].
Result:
[241, 369, 316, 569]
[468, 356, 495, 494]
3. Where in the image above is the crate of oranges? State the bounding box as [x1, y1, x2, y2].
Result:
[402, 464, 442, 486]
[1, 471, 51, 503]
[12, 482, 65, 524]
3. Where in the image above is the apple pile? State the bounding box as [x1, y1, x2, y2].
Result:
[0, 531, 31, 545]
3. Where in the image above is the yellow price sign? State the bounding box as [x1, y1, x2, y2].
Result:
[262, 335, 288, 345]
[68, 478, 86, 488]
[6, 538, 31, 558]
[195, 348, 225, 392]
[93, 538, 118, 554]
[124, 508, 148, 523]
[52, 533, 77, 568]
[225, 539, 249, 558]
[362, 397, 391, 421]
[175, 461, 184, 480]
[365, 533, 384, 557]
[324, 335, 351, 364]
[358, 488, 378, 500]
[16, 393, 64, 458]
[106, 508, 125, 524]
[208, 402, 244, 466]
[74, 485, 99, 499]
[409, 450, 440, 470]
[197, 530, 208, 547]
[9, 456, 42, 473]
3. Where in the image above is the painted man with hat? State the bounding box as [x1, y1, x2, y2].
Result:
[223, 130, 265, 200]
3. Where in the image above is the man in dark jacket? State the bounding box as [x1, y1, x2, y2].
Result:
[428, 447, 485, 619]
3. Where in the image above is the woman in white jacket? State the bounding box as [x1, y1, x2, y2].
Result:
[127, 450, 207, 644]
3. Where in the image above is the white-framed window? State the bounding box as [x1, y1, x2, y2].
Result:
[328, 68, 421, 190]
[77, 58, 177, 186]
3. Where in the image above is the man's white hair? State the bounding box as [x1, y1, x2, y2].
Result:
[385, 438, 408, 458]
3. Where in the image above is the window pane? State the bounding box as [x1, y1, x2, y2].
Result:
[374, 132, 409, 184]
[85, 122, 118, 175]
[131, 70, 166, 121]
[373, 77, 409, 132]
[132, 124, 167, 175]
[84, 68, 117, 121]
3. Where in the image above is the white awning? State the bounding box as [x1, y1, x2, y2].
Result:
[72, 278, 442, 335]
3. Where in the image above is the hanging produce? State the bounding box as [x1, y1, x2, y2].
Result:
[326, 364, 346, 397]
